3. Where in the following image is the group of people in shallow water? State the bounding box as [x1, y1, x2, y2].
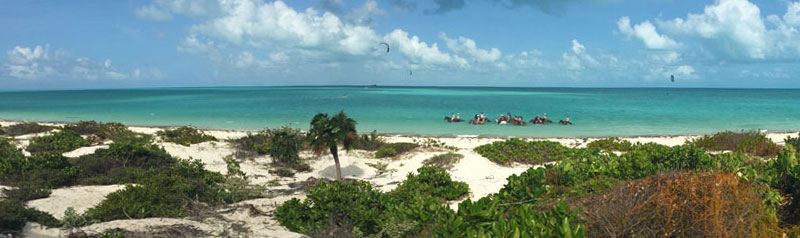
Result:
[445, 112, 571, 125]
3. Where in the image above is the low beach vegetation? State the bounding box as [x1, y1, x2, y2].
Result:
[26, 130, 90, 154]
[689, 130, 780, 157]
[787, 133, 800, 156]
[374, 142, 419, 158]
[62, 120, 148, 144]
[585, 137, 633, 152]
[157, 126, 217, 146]
[353, 130, 385, 151]
[268, 127, 303, 166]
[0, 200, 61, 234]
[0, 122, 54, 136]
[473, 139, 589, 165]
[422, 152, 463, 169]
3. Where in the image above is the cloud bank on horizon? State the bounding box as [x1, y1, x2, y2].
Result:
[1, 0, 799, 89]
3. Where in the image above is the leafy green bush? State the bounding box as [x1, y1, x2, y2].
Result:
[586, 137, 633, 151]
[474, 139, 587, 165]
[230, 133, 270, 158]
[86, 159, 231, 221]
[72, 141, 175, 184]
[374, 143, 418, 158]
[2, 185, 51, 202]
[353, 130, 385, 151]
[787, 133, 800, 155]
[691, 130, 780, 157]
[269, 127, 302, 166]
[392, 166, 469, 201]
[374, 147, 397, 158]
[1, 152, 81, 187]
[422, 152, 463, 169]
[0, 199, 60, 233]
[62, 121, 150, 145]
[157, 126, 216, 146]
[270, 168, 296, 177]
[26, 130, 90, 154]
[62, 207, 93, 230]
[0, 122, 54, 136]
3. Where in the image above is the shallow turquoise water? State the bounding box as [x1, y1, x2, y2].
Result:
[1, 87, 799, 138]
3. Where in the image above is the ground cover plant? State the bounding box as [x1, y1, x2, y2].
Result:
[0, 200, 60, 235]
[157, 126, 217, 146]
[26, 130, 90, 154]
[585, 137, 633, 152]
[353, 130, 385, 151]
[473, 138, 591, 165]
[0, 122, 54, 136]
[62, 121, 149, 144]
[374, 142, 419, 158]
[422, 152, 463, 169]
[690, 130, 780, 157]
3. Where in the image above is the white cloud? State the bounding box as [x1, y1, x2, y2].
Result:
[785, 2, 800, 26]
[675, 65, 695, 75]
[135, 4, 173, 21]
[346, 0, 385, 25]
[385, 29, 466, 67]
[617, 17, 681, 50]
[5, 45, 54, 79]
[571, 39, 585, 55]
[3, 45, 156, 81]
[440, 33, 502, 63]
[658, 0, 767, 59]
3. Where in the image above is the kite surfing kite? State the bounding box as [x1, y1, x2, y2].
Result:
[379, 42, 390, 53]
[671, 74, 675, 83]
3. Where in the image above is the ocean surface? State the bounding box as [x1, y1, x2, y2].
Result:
[1, 87, 799, 138]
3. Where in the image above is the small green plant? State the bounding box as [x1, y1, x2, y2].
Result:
[26, 130, 90, 154]
[0, 122, 54, 136]
[413, 138, 459, 151]
[157, 126, 217, 146]
[474, 139, 585, 165]
[422, 152, 464, 169]
[269, 127, 303, 166]
[366, 162, 397, 176]
[354, 130, 385, 151]
[2, 184, 51, 202]
[392, 166, 469, 201]
[270, 168, 296, 177]
[374, 143, 418, 158]
[690, 130, 780, 157]
[62, 207, 93, 230]
[586, 137, 633, 152]
[0, 199, 61, 232]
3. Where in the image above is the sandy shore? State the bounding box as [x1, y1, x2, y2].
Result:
[1, 120, 798, 237]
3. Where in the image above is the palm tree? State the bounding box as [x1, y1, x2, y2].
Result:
[308, 111, 357, 180]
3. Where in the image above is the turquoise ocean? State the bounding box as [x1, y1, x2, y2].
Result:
[1, 87, 799, 138]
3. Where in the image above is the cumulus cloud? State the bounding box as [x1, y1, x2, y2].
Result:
[345, 0, 385, 25]
[617, 17, 681, 50]
[3, 45, 140, 80]
[135, 4, 173, 21]
[389, 0, 417, 12]
[440, 33, 502, 63]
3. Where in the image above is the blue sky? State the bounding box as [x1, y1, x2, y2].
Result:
[1, 0, 799, 89]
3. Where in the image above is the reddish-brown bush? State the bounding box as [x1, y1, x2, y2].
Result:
[581, 171, 779, 238]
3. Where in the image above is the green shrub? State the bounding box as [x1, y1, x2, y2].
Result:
[157, 126, 216, 146]
[26, 130, 90, 154]
[375, 143, 418, 158]
[0, 200, 60, 233]
[1, 152, 81, 187]
[72, 141, 175, 183]
[230, 133, 270, 158]
[2, 185, 51, 202]
[586, 137, 633, 151]
[374, 147, 397, 158]
[62, 121, 138, 144]
[354, 131, 385, 151]
[474, 139, 586, 165]
[691, 130, 780, 157]
[86, 159, 231, 221]
[0, 122, 54, 136]
[392, 166, 469, 201]
[786, 133, 800, 155]
[269, 127, 302, 166]
[62, 207, 93, 230]
[270, 168, 296, 177]
[422, 152, 463, 169]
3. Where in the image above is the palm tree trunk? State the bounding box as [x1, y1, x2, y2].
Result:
[330, 145, 342, 180]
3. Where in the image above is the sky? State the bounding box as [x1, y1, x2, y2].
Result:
[1, 0, 799, 89]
